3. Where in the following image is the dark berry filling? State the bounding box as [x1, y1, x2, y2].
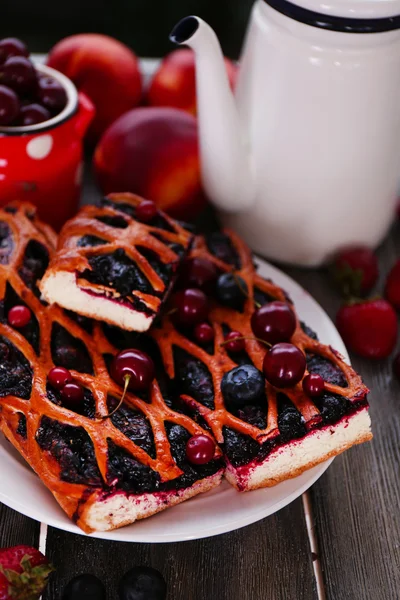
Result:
[306, 353, 348, 387]
[216, 273, 248, 312]
[253, 287, 276, 307]
[0, 221, 14, 265]
[77, 235, 108, 248]
[150, 232, 186, 258]
[0, 336, 32, 400]
[95, 215, 129, 229]
[136, 246, 173, 286]
[51, 323, 93, 374]
[36, 417, 102, 486]
[108, 396, 156, 458]
[0, 283, 40, 354]
[314, 393, 351, 424]
[277, 394, 306, 442]
[47, 383, 96, 419]
[205, 232, 241, 269]
[301, 322, 318, 341]
[16, 413, 27, 438]
[100, 197, 175, 232]
[64, 310, 93, 334]
[18, 240, 49, 297]
[3, 206, 17, 215]
[237, 405, 267, 429]
[106, 440, 161, 493]
[223, 426, 275, 467]
[173, 346, 215, 409]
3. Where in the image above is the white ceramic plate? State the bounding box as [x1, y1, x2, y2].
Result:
[0, 257, 347, 542]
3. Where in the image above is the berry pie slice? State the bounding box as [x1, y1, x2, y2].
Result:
[40, 193, 193, 332]
[152, 230, 372, 491]
[0, 203, 223, 533]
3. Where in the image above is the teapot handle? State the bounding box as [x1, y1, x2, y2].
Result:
[74, 92, 95, 137]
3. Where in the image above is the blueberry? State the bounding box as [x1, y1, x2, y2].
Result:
[216, 273, 248, 310]
[118, 566, 167, 600]
[278, 407, 306, 442]
[317, 393, 350, 424]
[62, 574, 106, 600]
[221, 364, 265, 409]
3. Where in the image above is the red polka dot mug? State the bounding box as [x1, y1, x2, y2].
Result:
[0, 64, 94, 230]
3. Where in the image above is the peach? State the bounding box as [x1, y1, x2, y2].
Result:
[47, 34, 142, 143]
[147, 49, 237, 115]
[93, 107, 206, 221]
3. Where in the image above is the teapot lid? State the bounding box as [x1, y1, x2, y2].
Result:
[265, 0, 400, 31]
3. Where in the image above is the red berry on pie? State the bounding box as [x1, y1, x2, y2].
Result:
[393, 352, 400, 381]
[333, 247, 379, 296]
[110, 348, 155, 392]
[173, 288, 209, 327]
[302, 373, 325, 397]
[136, 199, 158, 223]
[385, 259, 400, 310]
[224, 331, 245, 352]
[194, 322, 214, 345]
[263, 343, 306, 388]
[61, 382, 85, 407]
[0, 545, 53, 600]
[179, 257, 218, 292]
[186, 434, 216, 465]
[7, 305, 31, 328]
[251, 301, 296, 345]
[336, 298, 397, 359]
[47, 366, 73, 390]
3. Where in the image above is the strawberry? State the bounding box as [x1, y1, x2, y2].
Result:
[336, 298, 398, 359]
[0, 545, 53, 600]
[385, 259, 400, 310]
[332, 247, 379, 297]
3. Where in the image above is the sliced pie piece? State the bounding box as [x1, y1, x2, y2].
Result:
[40, 193, 193, 332]
[152, 229, 372, 491]
[0, 203, 223, 533]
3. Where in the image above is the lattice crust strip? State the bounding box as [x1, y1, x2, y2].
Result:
[0, 203, 221, 533]
[152, 229, 370, 446]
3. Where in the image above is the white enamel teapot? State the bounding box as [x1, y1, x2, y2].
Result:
[171, 1, 400, 266]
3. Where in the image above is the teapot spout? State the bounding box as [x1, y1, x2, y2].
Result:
[170, 16, 255, 213]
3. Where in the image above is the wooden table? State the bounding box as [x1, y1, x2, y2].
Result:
[1, 150, 400, 600]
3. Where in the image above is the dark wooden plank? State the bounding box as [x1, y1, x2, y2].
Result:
[285, 220, 400, 600]
[43, 500, 317, 600]
[0, 504, 39, 547]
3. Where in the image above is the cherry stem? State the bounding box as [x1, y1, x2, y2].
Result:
[231, 270, 261, 309]
[220, 335, 272, 349]
[100, 374, 130, 420]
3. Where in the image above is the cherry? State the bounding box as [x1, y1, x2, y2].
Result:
[7, 305, 31, 328]
[224, 331, 245, 353]
[251, 301, 296, 345]
[179, 257, 218, 292]
[37, 76, 67, 112]
[194, 322, 214, 345]
[0, 85, 19, 125]
[263, 343, 306, 388]
[302, 373, 325, 397]
[393, 352, 400, 382]
[0, 38, 29, 64]
[2, 56, 37, 94]
[173, 288, 209, 327]
[61, 382, 85, 407]
[110, 349, 155, 392]
[186, 434, 216, 465]
[19, 103, 50, 126]
[136, 200, 158, 223]
[47, 366, 73, 390]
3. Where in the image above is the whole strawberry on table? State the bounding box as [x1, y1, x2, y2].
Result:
[0, 545, 53, 600]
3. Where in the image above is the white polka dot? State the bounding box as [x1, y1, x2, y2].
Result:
[26, 135, 53, 160]
[75, 161, 83, 186]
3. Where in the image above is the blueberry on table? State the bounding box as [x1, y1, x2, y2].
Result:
[118, 566, 167, 600]
[62, 574, 106, 600]
[221, 364, 265, 409]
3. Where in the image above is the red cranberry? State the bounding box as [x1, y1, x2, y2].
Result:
[61, 382, 84, 407]
[110, 349, 155, 392]
[186, 434, 216, 465]
[302, 373, 325, 397]
[194, 322, 214, 345]
[19, 103, 50, 126]
[7, 305, 31, 328]
[47, 366, 73, 390]
[0, 38, 29, 64]
[251, 301, 296, 345]
[173, 288, 209, 327]
[2, 56, 37, 94]
[0, 85, 20, 126]
[37, 75, 67, 112]
[393, 352, 400, 381]
[136, 200, 158, 223]
[224, 331, 245, 353]
[179, 257, 218, 292]
[263, 343, 306, 388]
